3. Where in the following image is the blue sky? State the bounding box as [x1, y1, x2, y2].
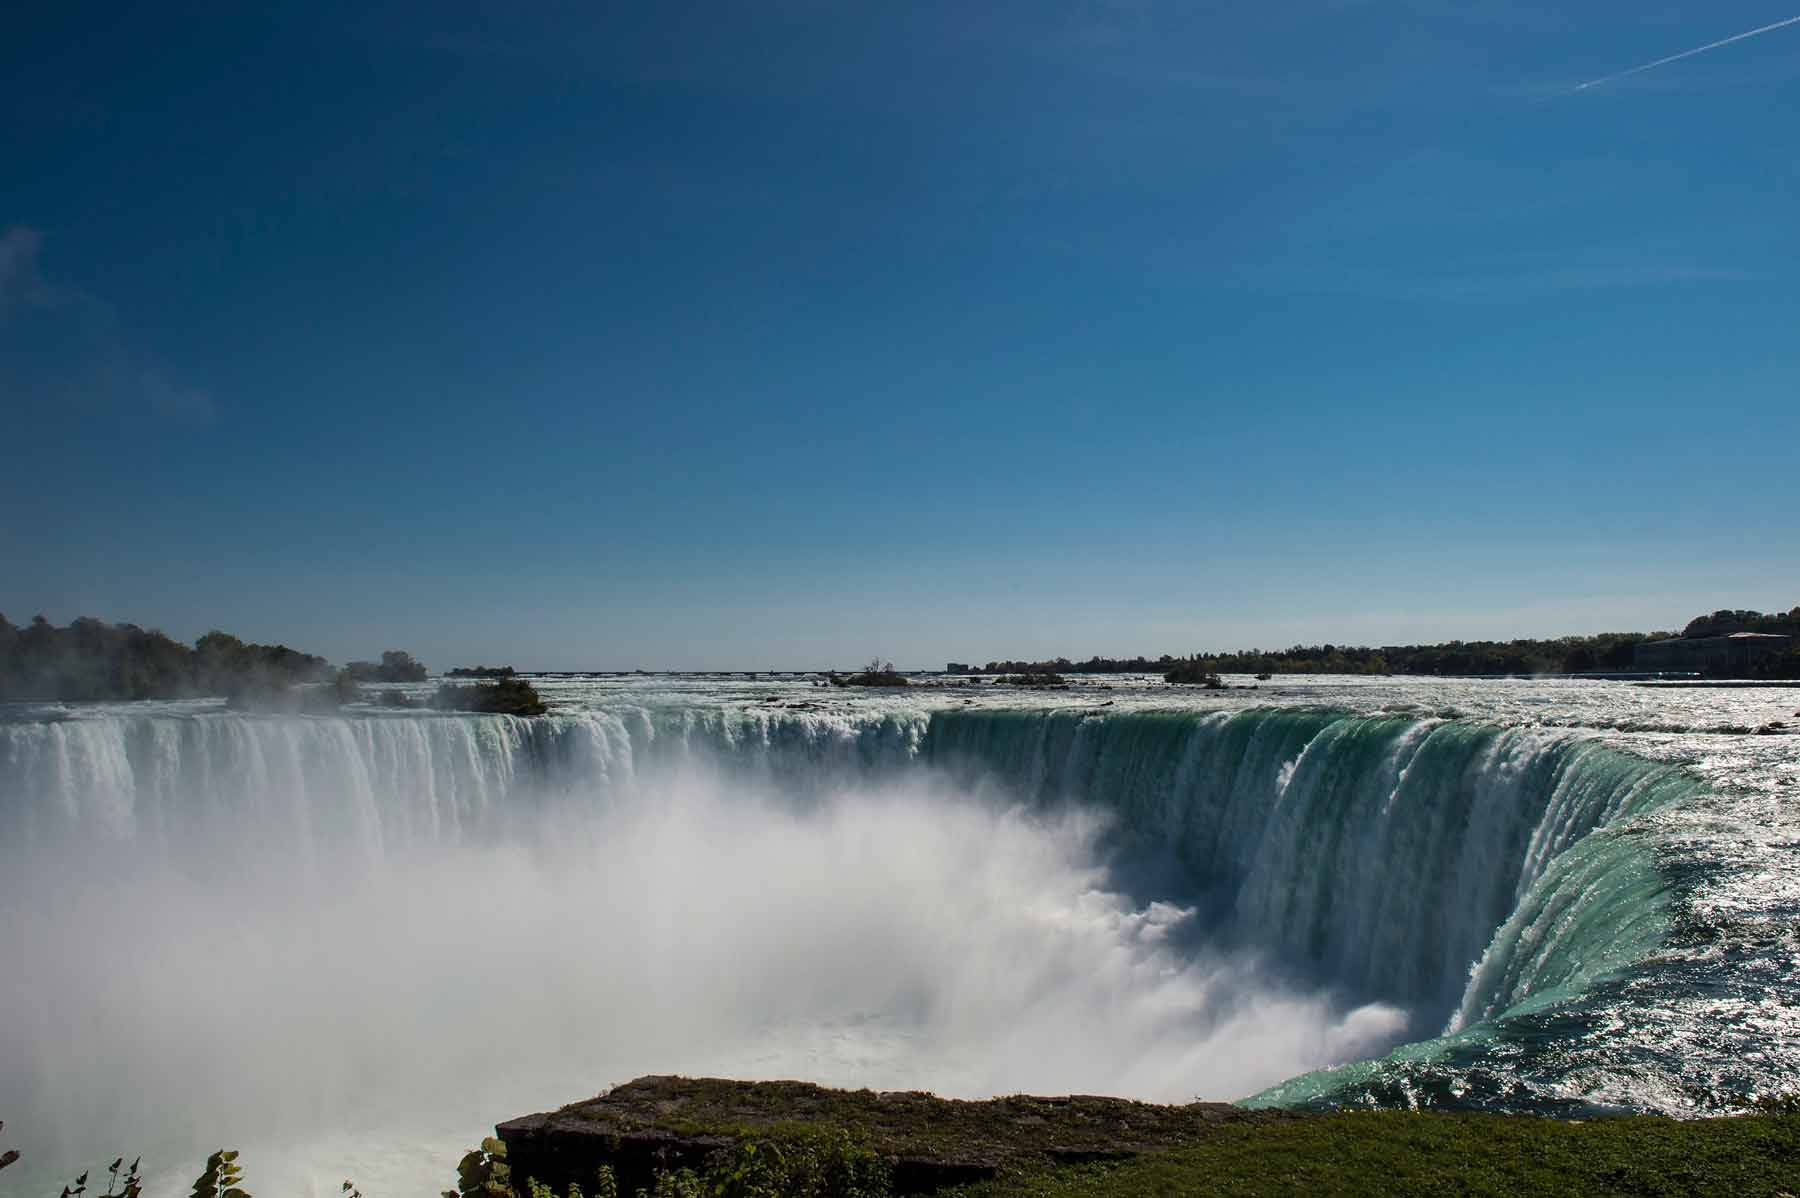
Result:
[3, 1, 1796, 669]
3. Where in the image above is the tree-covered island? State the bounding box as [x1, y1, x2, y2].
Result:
[433, 676, 549, 716]
[830, 660, 910, 687]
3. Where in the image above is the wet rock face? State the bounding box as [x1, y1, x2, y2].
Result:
[496, 1075, 1295, 1196]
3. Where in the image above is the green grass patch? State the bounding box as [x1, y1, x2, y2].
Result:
[945, 1110, 1800, 1198]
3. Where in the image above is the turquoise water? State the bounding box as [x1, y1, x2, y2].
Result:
[2, 674, 1796, 1193]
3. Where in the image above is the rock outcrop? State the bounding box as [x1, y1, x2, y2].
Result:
[496, 1075, 1294, 1196]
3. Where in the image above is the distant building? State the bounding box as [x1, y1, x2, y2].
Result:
[1634, 631, 1794, 674]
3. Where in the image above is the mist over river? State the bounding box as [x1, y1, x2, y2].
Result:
[3, 674, 1797, 1196]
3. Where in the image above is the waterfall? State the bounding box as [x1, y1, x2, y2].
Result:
[1, 703, 1693, 1031]
[923, 707, 1691, 1021]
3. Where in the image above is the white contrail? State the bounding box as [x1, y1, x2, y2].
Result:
[1573, 12, 1800, 91]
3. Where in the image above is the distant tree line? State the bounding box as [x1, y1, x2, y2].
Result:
[446, 665, 517, 678]
[1682, 607, 1800, 638]
[947, 656, 1181, 676]
[950, 605, 1800, 681]
[1161, 632, 1664, 679]
[951, 637, 1662, 679]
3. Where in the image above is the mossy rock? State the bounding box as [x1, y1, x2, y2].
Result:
[496, 1076, 1282, 1196]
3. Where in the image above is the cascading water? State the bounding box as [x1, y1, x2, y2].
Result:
[923, 706, 1695, 1028]
[2, 676, 1795, 1195]
[0, 710, 641, 860]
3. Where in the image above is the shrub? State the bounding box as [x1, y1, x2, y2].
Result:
[446, 1137, 512, 1198]
[476, 1127, 891, 1198]
[1163, 661, 1225, 687]
[187, 1149, 248, 1198]
[704, 1127, 891, 1198]
[644, 1170, 704, 1198]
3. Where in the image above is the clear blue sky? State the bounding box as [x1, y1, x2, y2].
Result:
[3, 2, 1796, 669]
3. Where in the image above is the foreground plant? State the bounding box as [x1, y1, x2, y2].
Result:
[487, 1124, 891, 1198]
[447, 1137, 512, 1198]
[4, 1122, 144, 1198]
[188, 1149, 249, 1198]
[704, 1128, 890, 1198]
[100, 1156, 144, 1198]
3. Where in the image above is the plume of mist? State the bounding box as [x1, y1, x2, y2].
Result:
[0, 763, 1405, 1197]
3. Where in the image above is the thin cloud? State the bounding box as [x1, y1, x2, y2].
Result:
[1573, 13, 1800, 92]
[0, 226, 52, 317]
[142, 370, 218, 427]
[0, 225, 216, 423]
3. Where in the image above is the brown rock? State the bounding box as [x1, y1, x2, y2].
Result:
[496, 1075, 1297, 1196]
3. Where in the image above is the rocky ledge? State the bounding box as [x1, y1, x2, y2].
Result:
[496, 1075, 1295, 1196]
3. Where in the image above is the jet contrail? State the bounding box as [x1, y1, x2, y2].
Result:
[1573, 12, 1800, 91]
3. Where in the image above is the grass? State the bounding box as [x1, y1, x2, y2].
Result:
[942, 1110, 1800, 1198]
[499, 1078, 1800, 1197]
